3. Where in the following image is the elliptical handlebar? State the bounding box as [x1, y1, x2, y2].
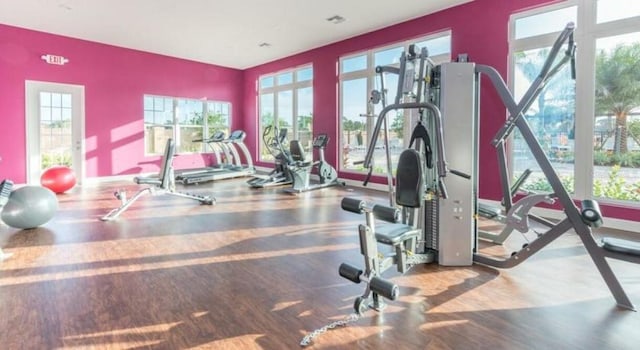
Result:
[262, 124, 290, 161]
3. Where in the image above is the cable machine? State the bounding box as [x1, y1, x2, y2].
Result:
[339, 22, 640, 314]
[303, 22, 640, 347]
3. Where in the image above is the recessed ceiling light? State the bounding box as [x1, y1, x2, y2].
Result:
[326, 15, 346, 24]
[258, 42, 271, 48]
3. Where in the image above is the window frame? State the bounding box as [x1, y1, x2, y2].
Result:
[509, 0, 640, 207]
[143, 94, 232, 156]
[258, 64, 313, 162]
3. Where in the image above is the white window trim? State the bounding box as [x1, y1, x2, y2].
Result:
[143, 94, 232, 156]
[258, 64, 313, 162]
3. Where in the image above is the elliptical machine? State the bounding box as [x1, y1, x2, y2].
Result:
[284, 134, 344, 193]
[247, 125, 293, 188]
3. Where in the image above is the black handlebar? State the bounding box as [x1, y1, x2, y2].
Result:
[449, 169, 471, 179]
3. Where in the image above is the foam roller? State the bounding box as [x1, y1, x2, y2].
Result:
[372, 204, 398, 223]
[339, 263, 362, 284]
[341, 197, 364, 214]
[370, 277, 399, 300]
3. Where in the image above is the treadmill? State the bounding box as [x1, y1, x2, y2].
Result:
[173, 131, 229, 179]
[177, 130, 255, 185]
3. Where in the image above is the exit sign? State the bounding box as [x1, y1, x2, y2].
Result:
[41, 54, 69, 65]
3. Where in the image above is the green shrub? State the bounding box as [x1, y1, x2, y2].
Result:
[522, 177, 553, 192]
[610, 152, 640, 167]
[521, 174, 575, 194]
[42, 153, 72, 169]
[593, 165, 640, 201]
[593, 150, 640, 167]
[593, 151, 610, 166]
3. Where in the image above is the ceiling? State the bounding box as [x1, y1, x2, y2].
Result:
[0, 0, 472, 69]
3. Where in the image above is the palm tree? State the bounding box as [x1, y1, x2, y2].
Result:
[595, 43, 640, 154]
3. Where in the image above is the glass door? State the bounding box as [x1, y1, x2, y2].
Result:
[25, 81, 85, 185]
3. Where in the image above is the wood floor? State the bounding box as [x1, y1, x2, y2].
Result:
[1, 178, 639, 349]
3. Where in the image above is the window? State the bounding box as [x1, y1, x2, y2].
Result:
[176, 99, 204, 153]
[596, 0, 640, 23]
[206, 101, 231, 139]
[144, 96, 174, 155]
[339, 31, 451, 175]
[143, 95, 231, 155]
[258, 65, 313, 161]
[513, 6, 578, 40]
[39, 92, 73, 168]
[593, 32, 640, 202]
[510, 1, 640, 204]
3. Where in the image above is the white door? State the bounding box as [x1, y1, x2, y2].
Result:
[25, 81, 85, 185]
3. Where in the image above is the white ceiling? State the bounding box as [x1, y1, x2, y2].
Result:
[0, 0, 472, 69]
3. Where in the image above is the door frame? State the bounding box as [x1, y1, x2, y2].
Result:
[25, 81, 86, 185]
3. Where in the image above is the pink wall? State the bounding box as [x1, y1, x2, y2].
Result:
[243, 0, 563, 198]
[0, 23, 243, 183]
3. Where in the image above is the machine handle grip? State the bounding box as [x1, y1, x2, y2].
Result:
[449, 169, 471, 179]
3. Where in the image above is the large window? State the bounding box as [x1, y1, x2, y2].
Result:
[510, 1, 640, 204]
[259, 65, 313, 161]
[339, 32, 451, 174]
[143, 95, 231, 155]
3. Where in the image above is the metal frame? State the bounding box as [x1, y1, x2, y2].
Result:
[101, 139, 215, 221]
[341, 22, 639, 313]
[471, 22, 637, 311]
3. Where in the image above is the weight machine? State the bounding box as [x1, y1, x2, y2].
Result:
[339, 40, 474, 314]
[339, 22, 640, 315]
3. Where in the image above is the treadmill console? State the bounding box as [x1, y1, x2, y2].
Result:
[211, 130, 226, 142]
[313, 134, 329, 148]
[229, 130, 246, 141]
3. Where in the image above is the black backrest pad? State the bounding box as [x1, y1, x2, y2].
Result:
[289, 140, 306, 162]
[159, 138, 176, 188]
[395, 149, 423, 208]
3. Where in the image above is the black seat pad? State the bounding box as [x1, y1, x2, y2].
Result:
[376, 223, 421, 245]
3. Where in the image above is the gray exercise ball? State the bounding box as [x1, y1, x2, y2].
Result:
[1, 186, 58, 229]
